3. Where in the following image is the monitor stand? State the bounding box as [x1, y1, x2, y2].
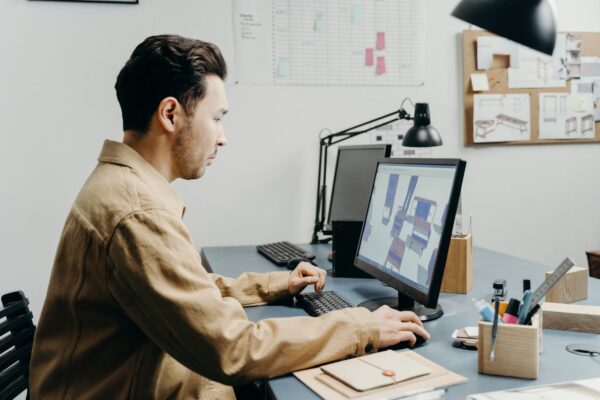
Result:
[357, 292, 443, 322]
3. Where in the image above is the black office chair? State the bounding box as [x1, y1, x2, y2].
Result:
[0, 291, 36, 400]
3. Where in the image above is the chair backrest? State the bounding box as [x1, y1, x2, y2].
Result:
[0, 291, 35, 400]
[586, 250, 600, 279]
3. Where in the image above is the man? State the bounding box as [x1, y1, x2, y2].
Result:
[29, 34, 429, 399]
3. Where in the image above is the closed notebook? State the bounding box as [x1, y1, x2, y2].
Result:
[320, 350, 431, 392]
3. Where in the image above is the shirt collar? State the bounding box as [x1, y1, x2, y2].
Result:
[98, 140, 186, 218]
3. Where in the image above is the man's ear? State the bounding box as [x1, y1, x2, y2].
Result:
[156, 97, 183, 133]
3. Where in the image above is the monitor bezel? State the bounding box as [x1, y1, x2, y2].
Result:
[353, 158, 466, 309]
[325, 144, 392, 232]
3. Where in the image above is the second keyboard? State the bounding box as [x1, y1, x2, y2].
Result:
[295, 291, 354, 316]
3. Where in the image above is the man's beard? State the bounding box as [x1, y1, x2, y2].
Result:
[172, 120, 204, 180]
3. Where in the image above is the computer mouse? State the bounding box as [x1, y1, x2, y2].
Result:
[287, 258, 310, 270]
[389, 333, 428, 350]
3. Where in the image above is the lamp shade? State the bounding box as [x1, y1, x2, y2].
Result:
[451, 0, 557, 56]
[402, 103, 442, 147]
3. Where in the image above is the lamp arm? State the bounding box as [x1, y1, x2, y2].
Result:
[311, 107, 413, 244]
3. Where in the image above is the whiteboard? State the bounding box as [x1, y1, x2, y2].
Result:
[233, 0, 425, 86]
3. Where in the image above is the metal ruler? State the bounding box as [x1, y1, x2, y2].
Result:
[529, 257, 575, 310]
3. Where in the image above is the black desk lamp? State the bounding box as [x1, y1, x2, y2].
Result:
[311, 98, 442, 244]
[451, 0, 557, 56]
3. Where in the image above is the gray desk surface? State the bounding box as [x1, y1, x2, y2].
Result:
[201, 244, 600, 400]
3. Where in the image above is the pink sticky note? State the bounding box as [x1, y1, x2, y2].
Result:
[376, 32, 385, 50]
[365, 48, 374, 66]
[376, 56, 386, 75]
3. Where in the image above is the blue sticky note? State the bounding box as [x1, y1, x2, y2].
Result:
[352, 4, 362, 24]
[314, 10, 326, 32]
[277, 57, 289, 77]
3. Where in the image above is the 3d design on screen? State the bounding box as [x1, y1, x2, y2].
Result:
[361, 165, 454, 292]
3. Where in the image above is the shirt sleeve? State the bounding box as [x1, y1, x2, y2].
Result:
[106, 209, 380, 386]
[209, 271, 291, 306]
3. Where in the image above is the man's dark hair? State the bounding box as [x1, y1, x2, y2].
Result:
[115, 34, 227, 133]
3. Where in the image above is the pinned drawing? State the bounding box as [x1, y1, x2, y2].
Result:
[571, 57, 600, 121]
[508, 45, 565, 89]
[555, 33, 582, 80]
[539, 93, 596, 139]
[473, 94, 531, 142]
[476, 36, 519, 70]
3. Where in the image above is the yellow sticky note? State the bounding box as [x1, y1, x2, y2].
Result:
[571, 94, 589, 112]
[471, 72, 489, 92]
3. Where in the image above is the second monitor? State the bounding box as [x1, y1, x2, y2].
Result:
[325, 144, 392, 233]
[355, 158, 466, 321]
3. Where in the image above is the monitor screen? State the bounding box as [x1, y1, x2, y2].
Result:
[354, 158, 466, 321]
[326, 144, 391, 231]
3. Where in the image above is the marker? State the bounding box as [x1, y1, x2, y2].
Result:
[503, 298, 521, 324]
[524, 304, 541, 325]
[517, 290, 533, 324]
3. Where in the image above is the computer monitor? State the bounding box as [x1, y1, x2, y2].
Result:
[325, 144, 392, 233]
[354, 158, 466, 321]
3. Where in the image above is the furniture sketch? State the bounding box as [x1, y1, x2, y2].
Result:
[513, 98, 522, 112]
[537, 58, 554, 83]
[496, 114, 528, 134]
[582, 114, 594, 134]
[478, 97, 503, 112]
[566, 117, 577, 135]
[566, 34, 582, 79]
[475, 119, 495, 138]
[559, 95, 567, 116]
[543, 95, 558, 123]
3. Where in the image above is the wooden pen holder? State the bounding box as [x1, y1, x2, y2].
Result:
[441, 234, 473, 294]
[477, 314, 541, 379]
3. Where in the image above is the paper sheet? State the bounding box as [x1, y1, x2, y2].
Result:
[538, 93, 595, 139]
[477, 36, 518, 70]
[369, 119, 431, 157]
[473, 94, 531, 142]
[233, 0, 425, 86]
[469, 378, 600, 400]
[471, 72, 489, 91]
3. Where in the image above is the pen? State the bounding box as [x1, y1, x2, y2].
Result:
[524, 304, 541, 325]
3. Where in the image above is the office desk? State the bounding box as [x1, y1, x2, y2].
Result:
[201, 245, 600, 400]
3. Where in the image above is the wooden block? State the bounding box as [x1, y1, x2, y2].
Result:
[545, 266, 588, 303]
[478, 315, 540, 379]
[542, 302, 600, 334]
[441, 234, 472, 294]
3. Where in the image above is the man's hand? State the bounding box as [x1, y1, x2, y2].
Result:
[371, 305, 431, 348]
[288, 262, 327, 296]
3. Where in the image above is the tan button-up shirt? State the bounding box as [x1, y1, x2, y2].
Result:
[29, 140, 380, 399]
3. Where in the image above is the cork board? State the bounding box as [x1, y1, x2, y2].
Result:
[462, 29, 600, 146]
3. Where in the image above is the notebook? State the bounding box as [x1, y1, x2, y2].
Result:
[320, 350, 431, 391]
[294, 350, 467, 400]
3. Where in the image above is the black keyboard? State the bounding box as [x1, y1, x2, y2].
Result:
[295, 291, 354, 316]
[256, 241, 316, 266]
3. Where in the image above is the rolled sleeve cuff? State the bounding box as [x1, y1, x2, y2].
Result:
[340, 307, 380, 355]
[266, 271, 292, 302]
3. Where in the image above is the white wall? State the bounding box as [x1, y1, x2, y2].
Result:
[2, 0, 600, 320]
